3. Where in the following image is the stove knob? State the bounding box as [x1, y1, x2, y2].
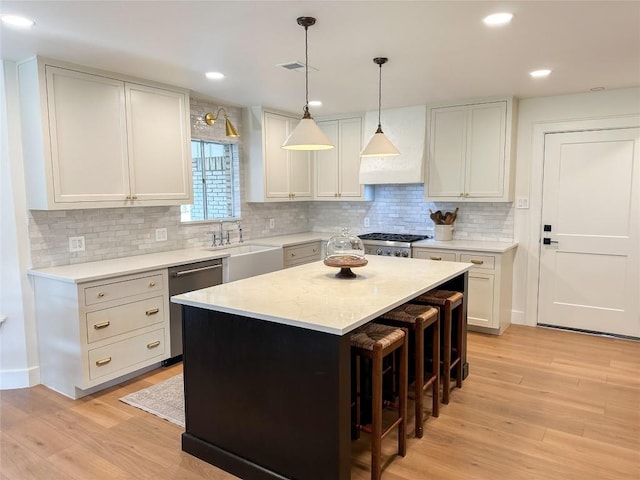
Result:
[376, 248, 382, 255]
[385, 250, 392, 256]
[402, 251, 409, 257]
[394, 250, 401, 257]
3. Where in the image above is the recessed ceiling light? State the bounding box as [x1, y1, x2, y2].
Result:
[308, 100, 322, 107]
[483, 12, 513, 26]
[205, 72, 225, 80]
[1, 14, 35, 28]
[530, 69, 552, 78]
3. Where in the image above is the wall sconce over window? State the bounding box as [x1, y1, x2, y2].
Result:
[204, 108, 239, 137]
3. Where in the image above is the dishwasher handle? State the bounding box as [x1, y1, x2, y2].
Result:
[172, 264, 222, 277]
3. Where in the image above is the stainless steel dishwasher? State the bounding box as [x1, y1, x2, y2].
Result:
[165, 258, 223, 365]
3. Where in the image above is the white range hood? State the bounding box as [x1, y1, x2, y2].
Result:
[359, 105, 426, 184]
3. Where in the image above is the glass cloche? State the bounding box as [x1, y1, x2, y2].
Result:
[324, 228, 367, 278]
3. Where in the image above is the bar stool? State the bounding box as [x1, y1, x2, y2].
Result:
[377, 304, 440, 438]
[413, 290, 464, 404]
[351, 322, 408, 480]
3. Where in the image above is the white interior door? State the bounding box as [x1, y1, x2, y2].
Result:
[539, 128, 639, 337]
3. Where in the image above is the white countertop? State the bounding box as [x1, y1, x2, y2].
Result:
[412, 239, 518, 253]
[172, 255, 471, 336]
[28, 248, 234, 283]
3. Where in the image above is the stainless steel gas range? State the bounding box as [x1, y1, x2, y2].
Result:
[358, 233, 432, 258]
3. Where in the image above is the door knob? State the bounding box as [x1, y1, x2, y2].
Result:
[542, 238, 558, 245]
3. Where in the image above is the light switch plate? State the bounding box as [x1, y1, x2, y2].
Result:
[364, 217, 370, 228]
[69, 236, 85, 252]
[155, 228, 167, 242]
[516, 197, 530, 209]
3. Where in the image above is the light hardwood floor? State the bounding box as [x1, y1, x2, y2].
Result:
[1, 325, 638, 480]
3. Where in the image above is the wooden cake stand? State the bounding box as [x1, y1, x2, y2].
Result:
[323, 256, 368, 279]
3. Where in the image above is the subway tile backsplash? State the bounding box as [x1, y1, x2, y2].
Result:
[28, 100, 513, 268]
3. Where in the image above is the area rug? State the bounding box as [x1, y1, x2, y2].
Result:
[120, 373, 185, 427]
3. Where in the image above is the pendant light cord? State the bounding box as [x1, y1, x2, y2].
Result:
[377, 62, 382, 130]
[303, 24, 310, 118]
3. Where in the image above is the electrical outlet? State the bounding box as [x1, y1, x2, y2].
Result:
[155, 228, 167, 242]
[364, 217, 370, 228]
[516, 197, 530, 209]
[269, 218, 275, 229]
[69, 236, 85, 252]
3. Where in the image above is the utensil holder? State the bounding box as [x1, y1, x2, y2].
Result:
[434, 225, 454, 241]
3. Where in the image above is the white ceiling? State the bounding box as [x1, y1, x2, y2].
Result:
[1, 1, 639, 116]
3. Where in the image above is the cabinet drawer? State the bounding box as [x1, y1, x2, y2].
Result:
[88, 328, 166, 380]
[86, 296, 165, 343]
[460, 253, 495, 270]
[412, 249, 457, 262]
[84, 273, 164, 306]
[284, 242, 322, 267]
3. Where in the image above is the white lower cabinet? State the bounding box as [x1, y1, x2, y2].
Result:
[412, 247, 515, 334]
[32, 269, 170, 398]
[283, 241, 322, 268]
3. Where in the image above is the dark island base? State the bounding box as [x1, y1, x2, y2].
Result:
[181, 307, 352, 480]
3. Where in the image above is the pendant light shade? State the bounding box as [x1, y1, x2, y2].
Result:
[360, 57, 400, 157]
[282, 16, 334, 151]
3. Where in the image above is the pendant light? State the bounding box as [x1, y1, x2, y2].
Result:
[281, 16, 334, 151]
[360, 57, 400, 157]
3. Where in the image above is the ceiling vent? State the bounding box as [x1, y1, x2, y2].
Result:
[277, 61, 318, 73]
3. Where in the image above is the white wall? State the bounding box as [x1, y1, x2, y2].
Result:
[0, 60, 40, 388]
[512, 87, 640, 326]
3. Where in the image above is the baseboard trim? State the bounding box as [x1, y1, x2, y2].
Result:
[0, 365, 39, 390]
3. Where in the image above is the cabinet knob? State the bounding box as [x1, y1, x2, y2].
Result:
[97, 292, 105, 298]
[95, 357, 112, 366]
[149, 282, 156, 287]
[126, 195, 131, 200]
[291, 252, 296, 257]
[147, 341, 161, 349]
[132, 195, 138, 200]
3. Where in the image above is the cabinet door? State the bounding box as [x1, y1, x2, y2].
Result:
[338, 117, 364, 198]
[465, 102, 506, 198]
[467, 272, 496, 328]
[46, 66, 129, 203]
[315, 121, 340, 198]
[264, 112, 292, 199]
[126, 84, 191, 202]
[427, 106, 466, 199]
[288, 146, 313, 199]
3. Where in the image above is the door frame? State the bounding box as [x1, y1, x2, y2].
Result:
[525, 114, 640, 328]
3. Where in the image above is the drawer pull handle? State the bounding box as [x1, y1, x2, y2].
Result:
[470, 259, 484, 265]
[97, 292, 105, 298]
[430, 256, 442, 261]
[95, 357, 112, 366]
[149, 281, 156, 287]
[145, 308, 160, 316]
[147, 341, 161, 349]
[94, 321, 110, 330]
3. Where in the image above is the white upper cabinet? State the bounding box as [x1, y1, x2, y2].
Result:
[17, 57, 192, 210]
[244, 107, 312, 202]
[315, 117, 373, 201]
[425, 98, 517, 202]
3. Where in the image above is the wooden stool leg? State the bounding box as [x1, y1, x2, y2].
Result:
[455, 303, 464, 389]
[442, 303, 452, 405]
[414, 322, 424, 438]
[432, 319, 440, 418]
[398, 335, 408, 457]
[371, 348, 383, 480]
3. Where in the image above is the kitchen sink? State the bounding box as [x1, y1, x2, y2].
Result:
[203, 244, 283, 282]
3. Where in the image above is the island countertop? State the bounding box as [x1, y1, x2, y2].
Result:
[172, 255, 471, 336]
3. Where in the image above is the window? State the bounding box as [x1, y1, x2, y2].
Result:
[181, 140, 239, 222]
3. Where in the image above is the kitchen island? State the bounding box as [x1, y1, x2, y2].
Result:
[172, 255, 471, 480]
